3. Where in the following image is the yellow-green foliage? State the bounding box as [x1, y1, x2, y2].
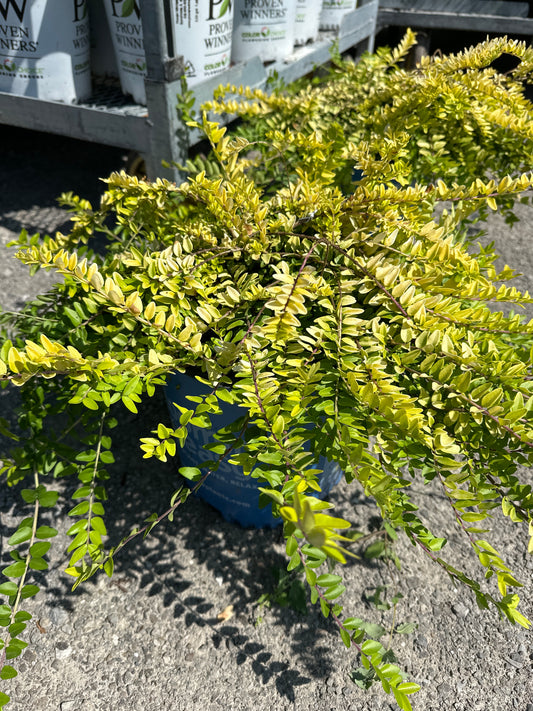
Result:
[1, 35, 533, 710]
[196, 32, 533, 208]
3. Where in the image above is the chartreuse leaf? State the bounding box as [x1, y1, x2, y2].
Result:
[35, 526, 57, 539]
[14, 611, 31, 622]
[2, 562, 25, 578]
[68, 501, 90, 516]
[20, 489, 38, 504]
[37, 489, 59, 508]
[8, 527, 32, 546]
[286, 536, 298, 556]
[319, 598, 330, 618]
[20, 584, 39, 599]
[179, 467, 202, 481]
[287, 552, 300, 571]
[0, 583, 17, 596]
[8, 622, 26, 637]
[0, 665, 17, 680]
[29, 558, 48, 571]
[322, 583, 346, 600]
[5, 639, 27, 659]
[397, 682, 421, 695]
[104, 557, 114, 578]
[316, 573, 343, 587]
[304, 566, 316, 586]
[340, 627, 351, 648]
[361, 639, 383, 655]
[392, 686, 412, 711]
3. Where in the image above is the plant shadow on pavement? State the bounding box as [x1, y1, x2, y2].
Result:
[100, 388, 337, 701]
[0, 381, 475, 704]
[0, 379, 441, 703]
[0, 384, 364, 702]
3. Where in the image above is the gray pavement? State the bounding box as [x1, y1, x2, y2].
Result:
[0, 117, 532, 711]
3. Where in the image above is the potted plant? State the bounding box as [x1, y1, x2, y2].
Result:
[1, 33, 533, 710]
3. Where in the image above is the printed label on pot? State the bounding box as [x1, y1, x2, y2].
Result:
[294, 0, 321, 45]
[319, 0, 356, 31]
[104, 0, 146, 104]
[165, 372, 343, 528]
[0, 0, 91, 101]
[171, 0, 233, 85]
[232, 0, 296, 63]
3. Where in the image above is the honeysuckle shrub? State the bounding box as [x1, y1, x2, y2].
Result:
[186, 31, 533, 226]
[0, 36, 533, 711]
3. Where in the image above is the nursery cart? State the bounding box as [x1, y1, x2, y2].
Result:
[0, 0, 378, 182]
[377, 0, 533, 35]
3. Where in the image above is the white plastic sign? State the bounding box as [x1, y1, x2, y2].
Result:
[171, 0, 234, 86]
[104, 0, 146, 104]
[0, 0, 91, 102]
[232, 0, 297, 63]
[319, 0, 356, 31]
[294, 0, 321, 45]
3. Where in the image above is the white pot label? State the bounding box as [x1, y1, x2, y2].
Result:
[294, 0, 321, 45]
[319, 0, 356, 31]
[232, 0, 297, 63]
[0, 0, 91, 102]
[104, 0, 146, 104]
[172, 0, 233, 86]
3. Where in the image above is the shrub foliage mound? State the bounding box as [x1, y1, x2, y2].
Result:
[0, 34, 533, 710]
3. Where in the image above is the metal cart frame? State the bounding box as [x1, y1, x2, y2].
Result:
[0, 0, 378, 181]
[377, 0, 533, 35]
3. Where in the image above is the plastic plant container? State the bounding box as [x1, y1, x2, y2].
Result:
[103, 0, 146, 104]
[319, 0, 357, 30]
[165, 372, 343, 527]
[0, 0, 91, 102]
[232, 0, 297, 64]
[294, 0, 322, 45]
[171, 0, 234, 86]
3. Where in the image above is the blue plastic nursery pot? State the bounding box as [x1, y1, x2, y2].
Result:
[164, 372, 343, 528]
